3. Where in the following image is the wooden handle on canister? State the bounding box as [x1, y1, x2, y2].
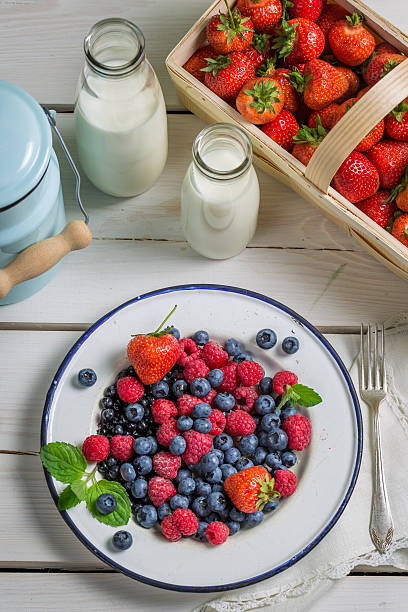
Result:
[0, 220, 92, 300]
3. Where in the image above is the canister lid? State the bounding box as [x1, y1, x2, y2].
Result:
[0, 81, 52, 209]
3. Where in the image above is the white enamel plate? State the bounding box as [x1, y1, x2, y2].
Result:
[41, 284, 362, 592]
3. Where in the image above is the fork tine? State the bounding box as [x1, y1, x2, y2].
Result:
[374, 325, 380, 389]
[382, 324, 387, 392]
[367, 323, 373, 389]
[360, 323, 366, 390]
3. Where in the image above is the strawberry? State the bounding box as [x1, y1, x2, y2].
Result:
[376, 42, 399, 56]
[356, 190, 395, 228]
[328, 13, 375, 67]
[272, 18, 325, 67]
[292, 114, 326, 165]
[183, 46, 218, 83]
[236, 76, 284, 124]
[386, 166, 408, 212]
[391, 213, 408, 247]
[366, 141, 408, 189]
[127, 306, 180, 385]
[289, 0, 323, 22]
[203, 52, 255, 101]
[261, 109, 300, 151]
[243, 33, 273, 69]
[332, 151, 379, 203]
[207, 0, 253, 55]
[308, 103, 339, 129]
[397, 187, 408, 213]
[237, 0, 282, 33]
[331, 97, 384, 151]
[356, 84, 371, 100]
[362, 52, 406, 86]
[224, 466, 280, 513]
[385, 98, 408, 141]
[335, 66, 360, 103]
[316, 4, 349, 52]
[274, 68, 300, 114]
[302, 59, 349, 110]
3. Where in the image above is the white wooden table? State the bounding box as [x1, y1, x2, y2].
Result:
[1, 1, 408, 609]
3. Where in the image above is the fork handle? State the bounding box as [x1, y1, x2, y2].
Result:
[370, 402, 394, 554]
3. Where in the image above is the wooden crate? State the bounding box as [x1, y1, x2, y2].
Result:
[166, 0, 408, 280]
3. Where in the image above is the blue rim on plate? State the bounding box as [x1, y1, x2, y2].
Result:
[41, 284, 362, 593]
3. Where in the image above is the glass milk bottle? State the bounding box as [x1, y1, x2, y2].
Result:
[74, 18, 168, 197]
[181, 123, 260, 259]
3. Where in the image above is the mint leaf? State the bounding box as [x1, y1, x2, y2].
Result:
[292, 384, 322, 407]
[58, 485, 82, 511]
[71, 479, 88, 501]
[40, 442, 87, 484]
[86, 480, 130, 527]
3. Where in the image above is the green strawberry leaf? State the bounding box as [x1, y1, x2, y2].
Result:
[86, 480, 131, 527]
[58, 485, 82, 511]
[40, 442, 87, 484]
[71, 479, 88, 501]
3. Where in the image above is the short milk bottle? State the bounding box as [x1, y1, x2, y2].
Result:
[181, 123, 260, 259]
[75, 18, 168, 197]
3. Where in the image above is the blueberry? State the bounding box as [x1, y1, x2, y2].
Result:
[193, 418, 212, 434]
[216, 507, 230, 521]
[98, 461, 108, 474]
[205, 467, 223, 483]
[169, 494, 189, 510]
[157, 502, 172, 521]
[114, 424, 124, 435]
[177, 415, 193, 431]
[106, 456, 118, 468]
[192, 496, 210, 518]
[175, 469, 192, 484]
[172, 379, 188, 398]
[101, 397, 114, 411]
[227, 521, 240, 536]
[237, 434, 258, 456]
[261, 413, 281, 432]
[133, 437, 152, 455]
[207, 491, 228, 513]
[214, 392, 235, 412]
[207, 369, 224, 388]
[168, 327, 180, 340]
[195, 521, 209, 541]
[78, 368, 97, 387]
[259, 376, 273, 395]
[252, 446, 268, 465]
[233, 351, 253, 364]
[133, 455, 152, 475]
[235, 457, 254, 471]
[224, 338, 241, 356]
[136, 504, 157, 528]
[192, 330, 210, 345]
[280, 406, 297, 421]
[145, 436, 158, 455]
[169, 435, 186, 455]
[102, 408, 115, 422]
[200, 452, 219, 473]
[192, 402, 212, 419]
[131, 478, 148, 498]
[190, 378, 211, 398]
[178, 477, 196, 495]
[107, 466, 119, 480]
[230, 507, 246, 522]
[187, 462, 202, 473]
[266, 428, 288, 451]
[224, 447, 241, 464]
[124, 403, 144, 423]
[282, 336, 299, 354]
[264, 500, 279, 513]
[265, 451, 282, 471]
[256, 329, 277, 349]
[112, 530, 133, 550]
[196, 480, 212, 496]
[207, 512, 220, 523]
[220, 463, 237, 480]
[246, 510, 264, 527]
[151, 381, 169, 398]
[254, 395, 275, 416]
[214, 433, 233, 451]
[281, 450, 297, 467]
[257, 430, 269, 447]
[96, 493, 117, 515]
[213, 449, 224, 464]
[120, 462, 136, 482]
[211, 483, 224, 493]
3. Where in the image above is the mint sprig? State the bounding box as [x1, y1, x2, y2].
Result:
[58, 485, 82, 511]
[86, 480, 131, 527]
[40, 442, 87, 483]
[277, 383, 322, 410]
[71, 479, 88, 501]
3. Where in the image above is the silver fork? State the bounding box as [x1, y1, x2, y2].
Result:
[360, 323, 394, 554]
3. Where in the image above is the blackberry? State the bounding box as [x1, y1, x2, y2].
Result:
[112, 400, 122, 411]
[104, 384, 117, 398]
[101, 408, 115, 422]
[106, 456, 118, 468]
[126, 365, 136, 376]
[139, 397, 149, 408]
[98, 461, 107, 474]
[107, 466, 120, 480]
[101, 397, 114, 410]
[114, 424, 124, 436]
[116, 369, 129, 381]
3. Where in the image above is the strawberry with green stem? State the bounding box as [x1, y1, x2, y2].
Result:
[292, 114, 326, 165]
[224, 466, 280, 513]
[386, 165, 408, 212]
[362, 52, 406, 86]
[237, 0, 283, 33]
[202, 52, 255, 101]
[391, 213, 408, 247]
[385, 98, 408, 141]
[207, 0, 254, 55]
[328, 13, 375, 67]
[272, 17, 325, 66]
[236, 76, 284, 124]
[243, 33, 274, 69]
[356, 190, 396, 229]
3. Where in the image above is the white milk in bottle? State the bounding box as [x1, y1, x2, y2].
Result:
[75, 19, 168, 197]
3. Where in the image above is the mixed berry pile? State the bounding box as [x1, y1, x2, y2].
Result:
[182, 0, 408, 247]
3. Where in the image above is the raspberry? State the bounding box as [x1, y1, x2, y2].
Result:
[148, 476, 176, 507]
[218, 362, 239, 393]
[173, 508, 199, 535]
[177, 338, 202, 367]
[202, 341, 229, 370]
[208, 408, 226, 435]
[156, 418, 180, 446]
[82, 435, 110, 462]
[151, 399, 178, 424]
[237, 361, 264, 386]
[272, 371, 298, 395]
[116, 376, 144, 403]
[234, 386, 259, 412]
[161, 514, 181, 542]
[110, 435, 134, 461]
[225, 410, 256, 436]
[182, 430, 213, 465]
[152, 451, 181, 479]
[183, 359, 210, 384]
[274, 469, 297, 497]
[201, 388, 216, 406]
[282, 414, 311, 450]
[205, 521, 229, 545]
[177, 394, 202, 416]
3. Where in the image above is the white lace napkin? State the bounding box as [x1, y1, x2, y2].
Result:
[197, 315, 408, 612]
